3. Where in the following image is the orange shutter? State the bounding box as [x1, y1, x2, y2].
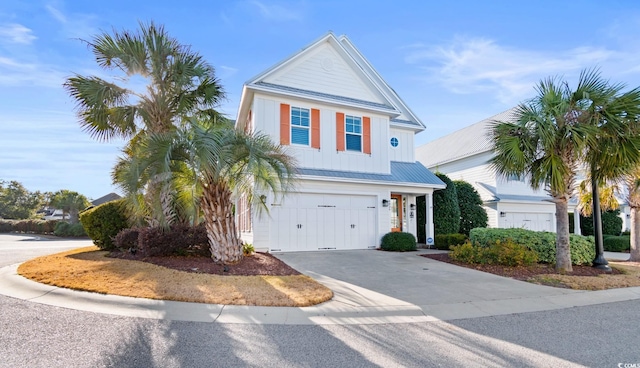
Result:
[336, 112, 345, 151]
[311, 108, 320, 149]
[280, 103, 290, 145]
[363, 116, 371, 154]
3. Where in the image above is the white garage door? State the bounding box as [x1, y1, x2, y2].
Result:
[270, 193, 377, 252]
[504, 212, 553, 232]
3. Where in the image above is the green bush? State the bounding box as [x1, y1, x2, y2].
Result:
[603, 235, 630, 252]
[433, 173, 460, 235]
[0, 220, 13, 233]
[450, 239, 538, 266]
[53, 222, 86, 237]
[0, 219, 59, 234]
[453, 181, 488, 235]
[380, 232, 417, 252]
[469, 227, 595, 265]
[580, 209, 623, 236]
[434, 233, 467, 250]
[80, 200, 128, 250]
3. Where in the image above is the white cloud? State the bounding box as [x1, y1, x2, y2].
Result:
[44, 3, 98, 39]
[0, 23, 37, 45]
[248, 0, 303, 21]
[405, 37, 624, 105]
[0, 56, 67, 87]
[45, 4, 67, 23]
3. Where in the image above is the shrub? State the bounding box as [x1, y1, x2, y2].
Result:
[603, 235, 630, 252]
[80, 200, 129, 250]
[434, 233, 467, 250]
[450, 239, 538, 266]
[580, 209, 623, 236]
[53, 222, 86, 237]
[114, 228, 140, 250]
[469, 227, 595, 265]
[433, 173, 460, 235]
[243, 242, 255, 256]
[380, 232, 417, 252]
[137, 223, 209, 257]
[0, 220, 13, 233]
[453, 180, 488, 235]
[3, 219, 59, 234]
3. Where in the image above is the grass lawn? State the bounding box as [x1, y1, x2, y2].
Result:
[17, 247, 333, 307]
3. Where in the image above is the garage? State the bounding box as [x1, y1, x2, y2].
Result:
[503, 212, 553, 232]
[270, 193, 377, 252]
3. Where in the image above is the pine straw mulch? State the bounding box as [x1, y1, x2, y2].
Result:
[17, 246, 333, 306]
[421, 253, 640, 290]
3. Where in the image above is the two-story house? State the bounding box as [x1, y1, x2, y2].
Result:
[234, 33, 445, 252]
[416, 109, 582, 234]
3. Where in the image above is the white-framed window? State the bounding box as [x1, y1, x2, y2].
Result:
[345, 115, 362, 151]
[291, 107, 310, 145]
[506, 173, 524, 182]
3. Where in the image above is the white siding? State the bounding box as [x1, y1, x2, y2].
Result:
[254, 93, 391, 174]
[388, 128, 415, 163]
[426, 152, 497, 202]
[264, 43, 386, 104]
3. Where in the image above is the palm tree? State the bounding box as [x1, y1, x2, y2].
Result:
[491, 72, 599, 272]
[113, 119, 297, 264]
[49, 190, 90, 224]
[492, 69, 640, 272]
[623, 169, 640, 261]
[64, 22, 225, 225]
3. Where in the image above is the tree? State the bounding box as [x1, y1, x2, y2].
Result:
[623, 169, 640, 261]
[113, 119, 297, 264]
[492, 69, 640, 272]
[454, 180, 488, 236]
[433, 173, 460, 235]
[0, 180, 44, 219]
[49, 190, 91, 224]
[64, 21, 225, 226]
[580, 209, 623, 236]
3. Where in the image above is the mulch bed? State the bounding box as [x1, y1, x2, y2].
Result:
[107, 251, 301, 276]
[421, 253, 623, 281]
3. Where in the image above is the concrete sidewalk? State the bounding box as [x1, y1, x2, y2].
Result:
[1, 248, 639, 325]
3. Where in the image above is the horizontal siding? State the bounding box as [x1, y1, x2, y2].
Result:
[264, 44, 385, 104]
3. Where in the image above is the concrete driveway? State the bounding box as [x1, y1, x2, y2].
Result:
[274, 249, 640, 320]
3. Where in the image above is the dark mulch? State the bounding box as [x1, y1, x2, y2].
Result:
[107, 251, 301, 276]
[421, 253, 622, 281]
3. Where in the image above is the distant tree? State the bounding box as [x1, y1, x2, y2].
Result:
[49, 190, 91, 224]
[0, 180, 44, 219]
[433, 173, 460, 235]
[454, 180, 488, 235]
[580, 209, 623, 236]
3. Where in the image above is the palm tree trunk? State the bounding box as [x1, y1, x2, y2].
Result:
[591, 179, 610, 270]
[631, 207, 640, 262]
[555, 198, 573, 273]
[201, 180, 243, 264]
[69, 208, 79, 224]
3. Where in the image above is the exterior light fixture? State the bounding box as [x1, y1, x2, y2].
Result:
[382, 199, 389, 207]
[410, 204, 416, 210]
[500, 211, 506, 217]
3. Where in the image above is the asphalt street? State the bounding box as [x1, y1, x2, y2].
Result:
[1, 234, 639, 367]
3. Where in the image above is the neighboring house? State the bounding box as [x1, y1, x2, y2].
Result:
[234, 32, 445, 252]
[416, 108, 582, 234]
[91, 192, 121, 207]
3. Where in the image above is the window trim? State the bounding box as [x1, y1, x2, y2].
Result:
[290, 106, 311, 146]
[345, 115, 362, 152]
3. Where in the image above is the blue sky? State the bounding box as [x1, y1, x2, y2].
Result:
[2, 0, 640, 199]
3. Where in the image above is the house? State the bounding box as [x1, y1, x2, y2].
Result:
[234, 32, 445, 252]
[415, 108, 582, 234]
[91, 192, 121, 207]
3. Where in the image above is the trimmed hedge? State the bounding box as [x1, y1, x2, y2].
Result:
[80, 200, 128, 250]
[136, 223, 210, 257]
[580, 209, 623, 236]
[0, 219, 59, 234]
[454, 180, 488, 235]
[380, 232, 417, 252]
[469, 227, 595, 265]
[603, 235, 630, 252]
[53, 222, 86, 237]
[450, 239, 538, 266]
[434, 233, 467, 250]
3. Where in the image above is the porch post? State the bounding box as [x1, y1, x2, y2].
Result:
[425, 192, 435, 247]
[573, 210, 581, 235]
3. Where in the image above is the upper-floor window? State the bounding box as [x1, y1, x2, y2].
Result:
[345, 115, 362, 151]
[291, 107, 310, 145]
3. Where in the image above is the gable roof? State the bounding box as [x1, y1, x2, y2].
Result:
[236, 32, 424, 131]
[91, 192, 121, 206]
[416, 107, 518, 168]
[298, 161, 445, 188]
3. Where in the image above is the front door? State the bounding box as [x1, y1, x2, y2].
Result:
[390, 194, 403, 232]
